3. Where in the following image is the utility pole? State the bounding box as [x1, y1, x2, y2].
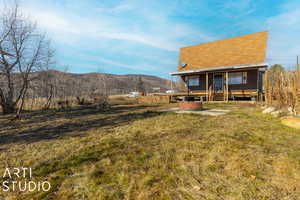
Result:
[170, 75, 173, 91]
[297, 55, 299, 70]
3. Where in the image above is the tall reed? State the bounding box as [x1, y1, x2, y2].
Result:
[265, 67, 300, 114]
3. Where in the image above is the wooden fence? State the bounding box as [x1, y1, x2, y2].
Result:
[138, 95, 171, 104]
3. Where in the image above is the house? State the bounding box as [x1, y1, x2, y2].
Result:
[170, 31, 268, 101]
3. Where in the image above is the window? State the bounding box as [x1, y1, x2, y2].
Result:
[229, 72, 247, 84]
[187, 76, 199, 86]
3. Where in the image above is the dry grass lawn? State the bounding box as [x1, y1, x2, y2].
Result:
[0, 103, 300, 200]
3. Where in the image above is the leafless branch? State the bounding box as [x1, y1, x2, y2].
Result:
[0, 2, 54, 115]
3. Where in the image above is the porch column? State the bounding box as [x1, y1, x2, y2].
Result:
[226, 71, 229, 102]
[187, 76, 190, 96]
[257, 69, 260, 102]
[206, 72, 208, 101]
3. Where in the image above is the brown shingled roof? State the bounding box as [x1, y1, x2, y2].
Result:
[179, 31, 268, 71]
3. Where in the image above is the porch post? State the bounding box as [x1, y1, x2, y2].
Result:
[187, 76, 190, 96]
[206, 72, 208, 101]
[257, 69, 259, 102]
[226, 71, 229, 102]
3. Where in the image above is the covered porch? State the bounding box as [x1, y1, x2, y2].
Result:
[170, 63, 267, 102]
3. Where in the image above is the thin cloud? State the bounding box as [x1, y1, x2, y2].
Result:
[76, 54, 167, 72]
[21, 0, 215, 52]
[218, 0, 257, 19]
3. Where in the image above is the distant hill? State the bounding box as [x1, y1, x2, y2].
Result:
[31, 70, 171, 97]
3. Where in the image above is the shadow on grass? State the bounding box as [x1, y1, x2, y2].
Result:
[0, 104, 161, 146]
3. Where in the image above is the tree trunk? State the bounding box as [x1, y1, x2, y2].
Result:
[1, 104, 16, 114]
[43, 84, 53, 110]
[15, 82, 29, 118]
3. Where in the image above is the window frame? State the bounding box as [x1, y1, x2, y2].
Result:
[228, 72, 247, 85]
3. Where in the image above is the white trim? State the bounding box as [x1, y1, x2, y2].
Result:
[170, 62, 268, 76]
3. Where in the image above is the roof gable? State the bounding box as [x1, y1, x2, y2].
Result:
[179, 31, 268, 71]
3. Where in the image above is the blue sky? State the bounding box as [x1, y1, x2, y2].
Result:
[4, 0, 300, 78]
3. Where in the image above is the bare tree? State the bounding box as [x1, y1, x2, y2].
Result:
[136, 76, 145, 94]
[37, 69, 55, 110]
[0, 3, 54, 115]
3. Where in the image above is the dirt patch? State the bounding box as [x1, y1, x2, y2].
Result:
[281, 116, 300, 129]
[155, 107, 230, 116]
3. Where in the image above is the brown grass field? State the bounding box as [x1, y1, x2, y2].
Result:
[0, 102, 300, 200]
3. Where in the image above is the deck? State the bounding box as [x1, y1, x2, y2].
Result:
[169, 89, 262, 102]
